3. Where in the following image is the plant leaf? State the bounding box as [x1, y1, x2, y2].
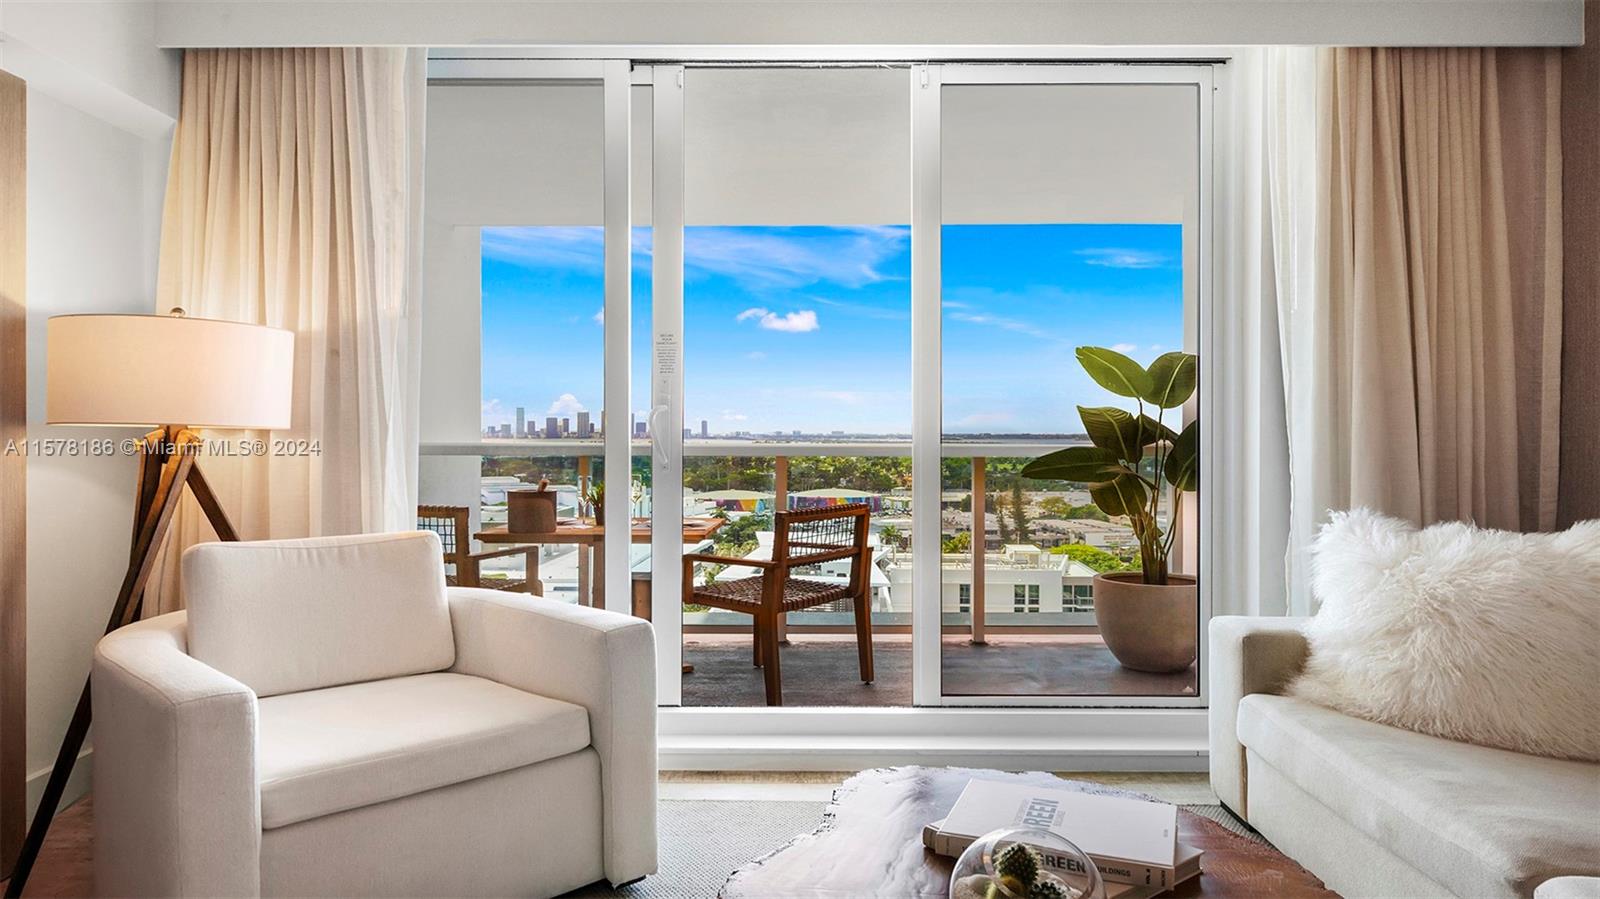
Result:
[1165, 420, 1199, 492]
[1088, 474, 1150, 517]
[1020, 446, 1123, 482]
[1077, 405, 1152, 464]
[1077, 346, 1154, 400]
[1140, 414, 1178, 446]
[1143, 352, 1197, 408]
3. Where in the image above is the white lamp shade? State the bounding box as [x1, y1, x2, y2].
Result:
[47, 314, 294, 429]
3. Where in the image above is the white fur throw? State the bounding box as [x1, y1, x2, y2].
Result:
[1288, 508, 1600, 762]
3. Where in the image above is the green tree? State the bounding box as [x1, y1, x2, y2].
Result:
[1037, 496, 1072, 518]
[942, 531, 971, 554]
[1050, 543, 1136, 573]
[1009, 481, 1031, 543]
[1066, 503, 1109, 521]
[712, 512, 771, 557]
[877, 524, 903, 551]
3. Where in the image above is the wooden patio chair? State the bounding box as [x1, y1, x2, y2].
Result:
[681, 503, 874, 706]
[417, 505, 542, 595]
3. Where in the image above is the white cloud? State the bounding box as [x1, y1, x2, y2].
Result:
[685, 226, 908, 290]
[947, 309, 1051, 340]
[745, 351, 767, 361]
[737, 307, 820, 333]
[1074, 247, 1172, 269]
[592, 308, 604, 325]
[481, 398, 510, 425]
[956, 411, 1016, 428]
[546, 393, 587, 416]
[1111, 342, 1138, 353]
[720, 410, 748, 421]
[483, 226, 605, 271]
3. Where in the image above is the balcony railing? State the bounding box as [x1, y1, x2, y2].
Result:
[421, 438, 1135, 641]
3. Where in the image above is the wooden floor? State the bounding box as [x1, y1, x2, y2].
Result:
[681, 633, 1197, 706]
[1, 797, 92, 898]
[2, 773, 1216, 898]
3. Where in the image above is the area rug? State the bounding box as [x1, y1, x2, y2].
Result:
[567, 800, 829, 898]
[567, 796, 1263, 898]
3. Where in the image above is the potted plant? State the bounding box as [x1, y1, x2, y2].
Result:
[1021, 347, 1199, 673]
[581, 480, 605, 524]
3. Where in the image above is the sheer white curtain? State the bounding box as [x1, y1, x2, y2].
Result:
[146, 48, 425, 614]
[1214, 47, 1315, 616]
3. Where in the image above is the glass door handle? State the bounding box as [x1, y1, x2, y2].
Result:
[648, 404, 673, 472]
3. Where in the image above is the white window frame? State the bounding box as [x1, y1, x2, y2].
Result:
[423, 55, 1222, 767]
[910, 63, 1215, 709]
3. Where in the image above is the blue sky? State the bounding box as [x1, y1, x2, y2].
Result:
[480, 223, 1183, 435]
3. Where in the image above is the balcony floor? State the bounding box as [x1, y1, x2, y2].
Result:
[680, 633, 1197, 707]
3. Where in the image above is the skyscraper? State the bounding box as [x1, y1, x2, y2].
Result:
[699, 419, 709, 439]
[545, 416, 559, 439]
[515, 406, 526, 438]
[577, 411, 592, 438]
[499, 423, 512, 438]
[634, 421, 647, 438]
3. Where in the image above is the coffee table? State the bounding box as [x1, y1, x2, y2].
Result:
[720, 767, 1335, 898]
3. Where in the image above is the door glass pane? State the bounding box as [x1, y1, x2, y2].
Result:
[939, 82, 1200, 698]
[419, 81, 610, 605]
[678, 67, 912, 707]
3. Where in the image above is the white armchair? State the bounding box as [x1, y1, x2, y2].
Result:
[92, 532, 657, 898]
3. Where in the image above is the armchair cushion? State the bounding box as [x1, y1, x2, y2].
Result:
[257, 672, 590, 828]
[184, 531, 455, 697]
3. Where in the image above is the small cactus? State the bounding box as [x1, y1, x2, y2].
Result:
[994, 843, 1041, 892]
[1028, 881, 1072, 899]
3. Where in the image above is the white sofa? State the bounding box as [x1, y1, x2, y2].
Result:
[1210, 617, 1600, 899]
[92, 531, 657, 898]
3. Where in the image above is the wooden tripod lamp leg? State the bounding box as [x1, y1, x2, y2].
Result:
[3, 429, 229, 898]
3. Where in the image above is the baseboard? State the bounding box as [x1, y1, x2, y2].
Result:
[25, 747, 91, 819]
[658, 707, 1209, 771]
[659, 742, 1209, 772]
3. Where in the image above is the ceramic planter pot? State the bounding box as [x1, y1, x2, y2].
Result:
[1092, 572, 1198, 673]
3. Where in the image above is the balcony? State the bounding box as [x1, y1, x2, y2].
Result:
[421, 438, 1199, 706]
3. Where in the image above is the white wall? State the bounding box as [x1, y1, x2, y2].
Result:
[2, 2, 178, 812]
[154, 0, 1584, 48]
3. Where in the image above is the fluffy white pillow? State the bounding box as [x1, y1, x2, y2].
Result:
[1288, 508, 1600, 762]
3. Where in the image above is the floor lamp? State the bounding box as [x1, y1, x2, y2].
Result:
[5, 311, 292, 898]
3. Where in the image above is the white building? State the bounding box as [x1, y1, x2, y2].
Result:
[884, 544, 1099, 624]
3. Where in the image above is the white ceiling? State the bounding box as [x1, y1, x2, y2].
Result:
[156, 0, 1585, 49]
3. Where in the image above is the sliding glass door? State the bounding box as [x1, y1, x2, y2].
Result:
[422, 59, 1211, 711]
[912, 65, 1209, 705]
[653, 66, 914, 707]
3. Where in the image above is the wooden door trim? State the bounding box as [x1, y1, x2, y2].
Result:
[0, 67, 26, 877]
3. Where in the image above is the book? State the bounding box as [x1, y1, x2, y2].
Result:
[929, 780, 1192, 890]
[923, 820, 1203, 894]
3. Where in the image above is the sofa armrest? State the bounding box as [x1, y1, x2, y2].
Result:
[93, 612, 260, 898]
[1535, 877, 1600, 899]
[446, 587, 657, 886]
[1208, 616, 1310, 819]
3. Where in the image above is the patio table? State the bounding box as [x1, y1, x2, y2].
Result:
[476, 516, 725, 609]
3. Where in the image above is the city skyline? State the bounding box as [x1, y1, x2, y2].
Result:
[480, 223, 1184, 436]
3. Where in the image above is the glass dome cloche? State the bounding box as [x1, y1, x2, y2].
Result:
[949, 827, 1106, 899]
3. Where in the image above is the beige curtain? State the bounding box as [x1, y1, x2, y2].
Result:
[146, 48, 424, 614]
[1282, 47, 1564, 606]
